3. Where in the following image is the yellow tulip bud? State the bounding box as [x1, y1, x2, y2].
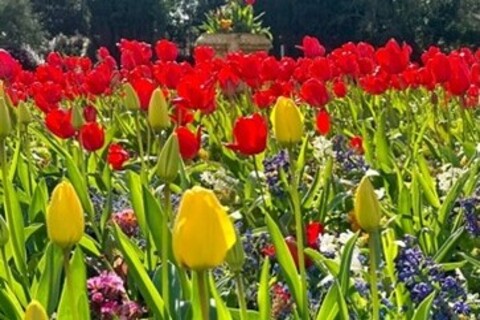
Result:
[148, 88, 170, 132]
[173, 186, 236, 270]
[270, 96, 303, 146]
[17, 102, 32, 125]
[354, 176, 381, 232]
[157, 133, 181, 182]
[0, 97, 12, 140]
[24, 300, 48, 320]
[0, 215, 9, 248]
[123, 83, 140, 111]
[46, 181, 84, 249]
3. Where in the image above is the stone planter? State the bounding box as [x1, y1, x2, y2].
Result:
[195, 33, 272, 56]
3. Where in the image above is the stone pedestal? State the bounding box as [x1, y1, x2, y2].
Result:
[195, 33, 272, 56]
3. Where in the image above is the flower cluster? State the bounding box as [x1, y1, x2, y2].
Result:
[395, 236, 471, 318]
[87, 271, 143, 319]
[263, 150, 289, 196]
[454, 192, 480, 237]
[332, 135, 369, 176]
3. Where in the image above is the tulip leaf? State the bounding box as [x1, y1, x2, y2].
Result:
[433, 227, 464, 263]
[374, 111, 393, 173]
[4, 178, 27, 276]
[57, 247, 90, 319]
[338, 231, 359, 295]
[316, 282, 339, 320]
[265, 213, 303, 317]
[114, 225, 167, 319]
[63, 150, 94, 215]
[32, 242, 63, 315]
[209, 274, 232, 320]
[258, 258, 271, 320]
[412, 291, 436, 320]
[0, 282, 23, 320]
[28, 179, 48, 222]
[127, 171, 148, 237]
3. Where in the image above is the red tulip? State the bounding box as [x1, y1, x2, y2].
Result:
[226, 113, 268, 156]
[0, 49, 21, 83]
[107, 143, 129, 170]
[447, 55, 471, 96]
[118, 39, 152, 70]
[245, 0, 255, 5]
[298, 36, 325, 58]
[85, 63, 112, 95]
[306, 222, 324, 249]
[333, 79, 347, 98]
[375, 39, 411, 74]
[426, 53, 450, 83]
[131, 78, 155, 111]
[300, 78, 329, 108]
[349, 136, 364, 154]
[253, 89, 276, 109]
[33, 81, 63, 113]
[83, 105, 97, 122]
[176, 126, 201, 160]
[176, 74, 216, 113]
[316, 110, 331, 136]
[45, 109, 76, 139]
[79, 122, 105, 152]
[193, 46, 216, 63]
[155, 39, 178, 62]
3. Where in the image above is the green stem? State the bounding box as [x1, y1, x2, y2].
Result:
[287, 147, 308, 320]
[162, 184, 171, 311]
[21, 126, 34, 196]
[134, 113, 147, 183]
[252, 155, 267, 208]
[63, 249, 78, 320]
[0, 246, 12, 286]
[197, 270, 209, 320]
[235, 274, 248, 320]
[369, 230, 381, 320]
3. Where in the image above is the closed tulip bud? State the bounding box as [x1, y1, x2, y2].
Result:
[173, 186, 236, 270]
[123, 83, 140, 111]
[24, 300, 48, 320]
[0, 98, 12, 140]
[71, 104, 84, 130]
[157, 133, 180, 182]
[270, 97, 303, 146]
[47, 181, 84, 249]
[225, 230, 245, 273]
[354, 176, 381, 232]
[17, 102, 32, 125]
[148, 88, 170, 132]
[0, 215, 9, 247]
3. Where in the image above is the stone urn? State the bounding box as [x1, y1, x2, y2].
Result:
[195, 33, 272, 56]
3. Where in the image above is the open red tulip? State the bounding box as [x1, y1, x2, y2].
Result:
[226, 113, 268, 156]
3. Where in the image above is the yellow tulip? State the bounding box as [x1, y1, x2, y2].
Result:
[173, 186, 236, 270]
[354, 176, 381, 232]
[24, 300, 48, 320]
[270, 96, 303, 146]
[46, 181, 84, 249]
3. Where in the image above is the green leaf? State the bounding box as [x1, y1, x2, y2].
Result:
[0, 282, 23, 320]
[315, 283, 339, 320]
[338, 231, 359, 295]
[79, 234, 101, 257]
[32, 242, 63, 315]
[57, 247, 90, 319]
[114, 225, 167, 319]
[265, 213, 303, 316]
[28, 179, 48, 222]
[412, 291, 436, 320]
[4, 179, 27, 275]
[142, 184, 170, 257]
[375, 111, 393, 173]
[433, 227, 464, 263]
[209, 274, 232, 320]
[458, 252, 480, 268]
[127, 171, 148, 237]
[258, 258, 270, 320]
[64, 151, 94, 215]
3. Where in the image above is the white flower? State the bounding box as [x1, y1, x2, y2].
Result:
[312, 136, 333, 162]
[437, 164, 465, 194]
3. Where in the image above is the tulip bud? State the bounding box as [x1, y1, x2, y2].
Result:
[354, 176, 381, 232]
[0, 215, 9, 248]
[46, 181, 85, 249]
[17, 102, 32, 125]
[225, 229, 245, 273]
[24, 300, 48, 320]
[0, 97, 12, 140]
[123, 83, 140, 111]
[270, 97, 303, 146]
[148, 88, 170, 132]
[173, 186, 236, 270]
[71, 104, 84, 130]
[157, 133, 180, 182]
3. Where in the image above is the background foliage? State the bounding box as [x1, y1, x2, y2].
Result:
[1, 0, 479, 61]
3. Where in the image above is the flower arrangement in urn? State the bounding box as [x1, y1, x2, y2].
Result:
[196, 0, 272, 55]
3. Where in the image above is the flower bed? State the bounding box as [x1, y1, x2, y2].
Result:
[0, 36, 479, 319]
